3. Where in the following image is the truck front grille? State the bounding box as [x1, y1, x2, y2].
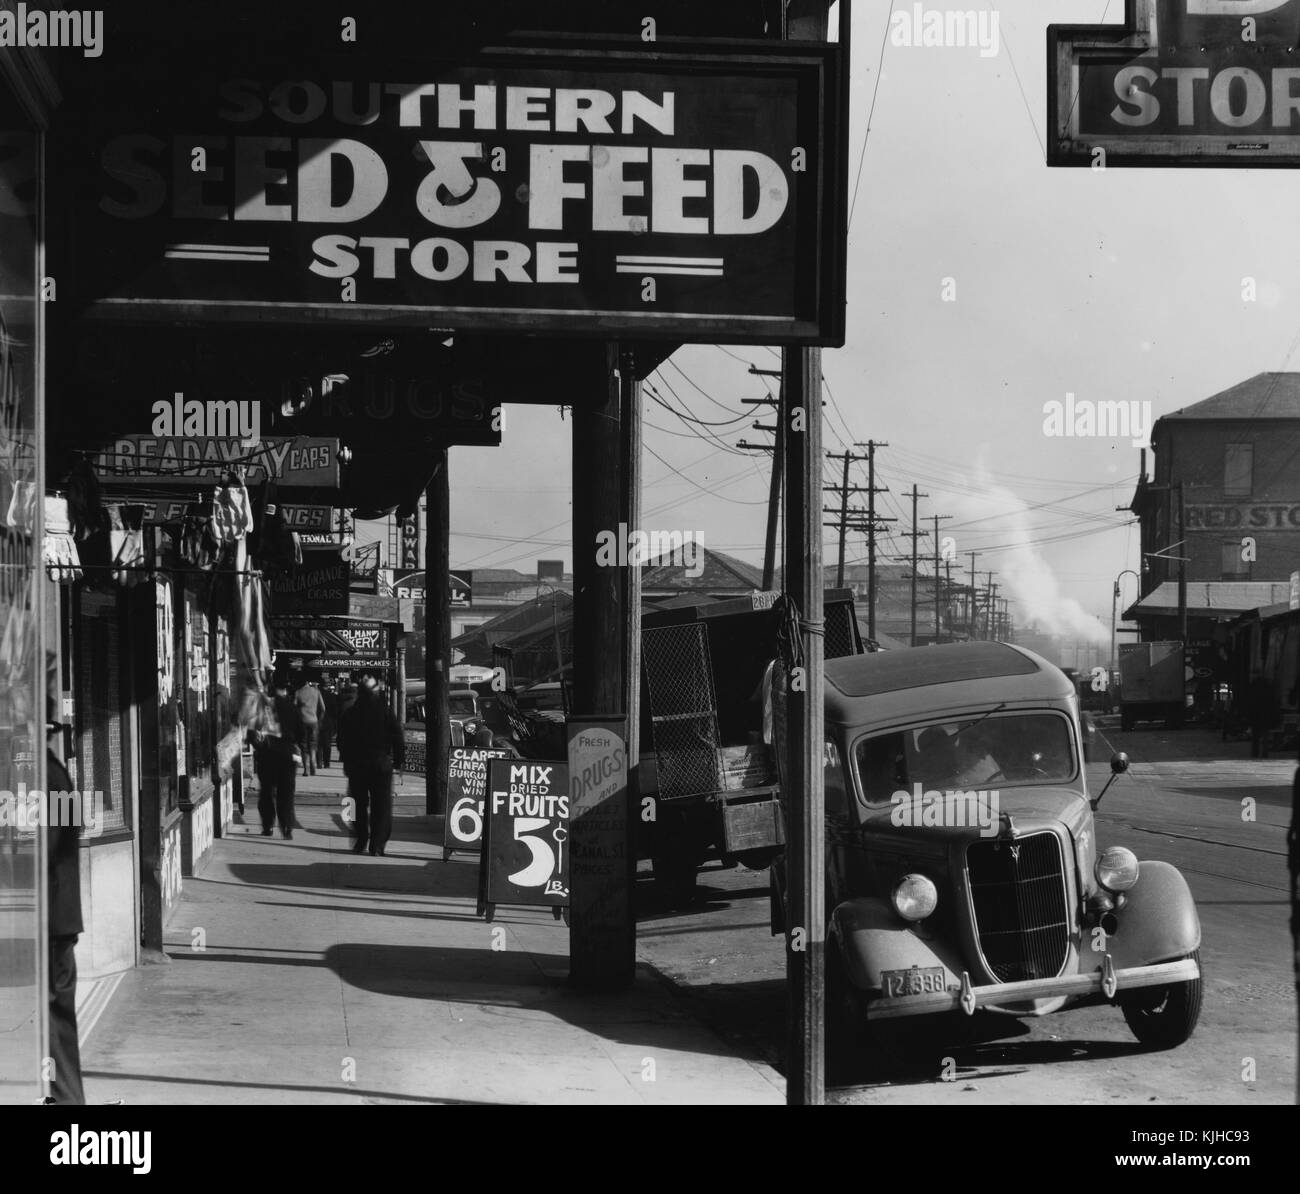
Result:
[966, 832, 1069, 983]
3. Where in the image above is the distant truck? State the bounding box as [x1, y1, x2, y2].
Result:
[1118, 641, 1186, 731]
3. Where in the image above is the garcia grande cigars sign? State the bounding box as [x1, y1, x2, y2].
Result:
[73, 45, 844, 343]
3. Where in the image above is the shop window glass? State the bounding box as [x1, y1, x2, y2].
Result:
[76, 592, 129, 833]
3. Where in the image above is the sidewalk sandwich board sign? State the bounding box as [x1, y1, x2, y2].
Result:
[442, 747, 510, 859]
[1050, 0, 1300, 165]
[478, 759, 569, 922]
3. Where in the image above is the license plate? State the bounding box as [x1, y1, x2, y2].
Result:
[881, 967, 948, 998]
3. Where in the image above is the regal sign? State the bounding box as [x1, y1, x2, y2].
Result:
[69, 44, 845, 343]
[1050, 0, 1300, 165]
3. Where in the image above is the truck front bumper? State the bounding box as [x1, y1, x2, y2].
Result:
[866, 955, 1200, 1021]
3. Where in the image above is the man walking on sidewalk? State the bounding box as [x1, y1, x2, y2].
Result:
[337, 671, 405, 856]
[294, 675, 325, 776]
[255, 678, 300, 839]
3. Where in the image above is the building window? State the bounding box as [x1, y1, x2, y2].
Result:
[1223, 443, 1253, 497]
[1221, 538, 1249, 579]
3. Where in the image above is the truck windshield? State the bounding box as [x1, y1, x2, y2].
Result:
[449, 695, 478, 718]
[853, 712, 1076, 804]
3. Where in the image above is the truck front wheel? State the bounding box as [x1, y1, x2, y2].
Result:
[652, 856, 698, 908]
[1119, 949, 1203, 1049]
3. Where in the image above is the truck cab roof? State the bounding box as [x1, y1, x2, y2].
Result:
[824, 641, 1074, 728]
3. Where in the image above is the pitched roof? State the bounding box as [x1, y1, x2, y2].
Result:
[1160, 373, 1300, 422]
[641, 546, 764, 591]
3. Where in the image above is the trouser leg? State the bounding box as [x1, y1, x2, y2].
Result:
[277, 760, 296, 831]
[370, 766, 394, 853]
[257, 759, 276, 831]
[351, 776, 370, 849]
[48, 935, 85, 1105]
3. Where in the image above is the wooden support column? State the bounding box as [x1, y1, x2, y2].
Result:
[782, 345, 826, 1106]
[783, 0, 832, 1110]
[569, 342, 636, 990]
[425, 451, 450, 816]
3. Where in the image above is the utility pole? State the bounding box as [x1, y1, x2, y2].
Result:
[900, 484, 929, 647]
[1176, 480, 1188, 642]
[979, 572, 997, 640]
[966, 551, 980, 638]
[738, 366, 783, 590]
[854, 441, 890, 641]
[929, 513, 951, 643]
[989, 582, 1000, 641]
[822, 449, 870, 587]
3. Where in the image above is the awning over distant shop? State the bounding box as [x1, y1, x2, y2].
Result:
[1123, 581, 1294, 621]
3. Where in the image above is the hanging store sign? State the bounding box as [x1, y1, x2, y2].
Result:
[1050, 0, 1300, 165]
[269, 557, 350, 615]
[94, 436, 340, 488]
[400, 509, 420, 571]
[69, 44, 845, 343]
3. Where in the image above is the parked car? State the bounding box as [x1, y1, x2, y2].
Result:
[770, 640, 1202, 1063]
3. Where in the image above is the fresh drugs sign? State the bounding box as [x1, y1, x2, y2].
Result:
[73, 45, 845, 342]
[1050, 0, 1300, 164]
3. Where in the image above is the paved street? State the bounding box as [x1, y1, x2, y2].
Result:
[635, 721, 1297, 1106]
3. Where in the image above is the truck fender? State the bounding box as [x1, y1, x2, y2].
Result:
[1104, 860, 1201, 969]
[829, 898, 966, 994]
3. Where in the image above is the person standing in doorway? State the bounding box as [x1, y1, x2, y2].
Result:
[293, 675, 325, 777]
[319, 683, 339, 768]
[337, 672, 405, 857]
[45, 703, 84, 1105]
[255, 678, 300, 839]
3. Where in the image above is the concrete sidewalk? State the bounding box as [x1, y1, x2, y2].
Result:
[80, 771, 785, 1105]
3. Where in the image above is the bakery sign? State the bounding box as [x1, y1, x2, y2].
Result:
[1049, 0, 1300, 165]
[71, 44, 845, 343]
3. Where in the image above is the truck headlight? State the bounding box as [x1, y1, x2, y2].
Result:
[891, 874, 938, 922]
[1096, 846, 1139, 892]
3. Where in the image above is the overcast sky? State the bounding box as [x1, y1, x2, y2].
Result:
[361, 1, 1300, 643]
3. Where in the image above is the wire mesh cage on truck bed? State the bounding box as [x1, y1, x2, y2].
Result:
[641, 621, 723, 800]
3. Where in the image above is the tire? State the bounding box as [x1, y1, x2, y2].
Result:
[652, 856, 698, 909]
[1120, 949, 1203, 1049]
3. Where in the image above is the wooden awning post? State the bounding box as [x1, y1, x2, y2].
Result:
[782, 344, 826, 1106]
[783, 0, 832, 1109]
[569, 342, 637, 990]
[425, 452, 450, 816]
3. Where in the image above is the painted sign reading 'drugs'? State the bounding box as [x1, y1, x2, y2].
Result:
[1050, 0, 1300, 165]
[72, 44, 844, 343]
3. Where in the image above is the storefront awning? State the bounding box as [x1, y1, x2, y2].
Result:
[1123, 581, 1294, 621]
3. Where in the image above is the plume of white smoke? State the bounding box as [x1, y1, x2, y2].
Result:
[954, 465, 1110, 647]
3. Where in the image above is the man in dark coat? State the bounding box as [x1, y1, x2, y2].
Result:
[255, 678, 300, 838]
[337, 672, 404, 856]
[46, 717, 85, 1105]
